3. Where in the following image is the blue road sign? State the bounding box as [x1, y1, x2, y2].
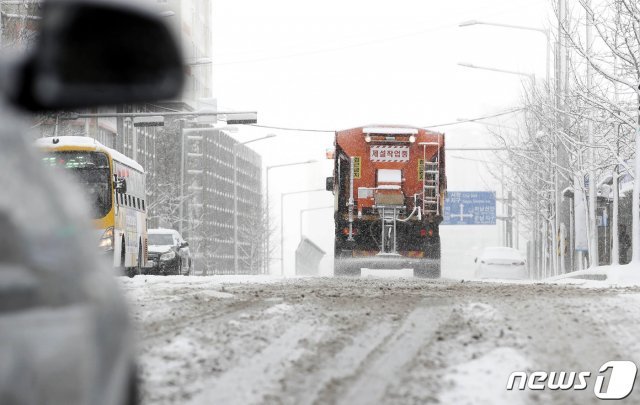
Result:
[443, 191, 496, 225]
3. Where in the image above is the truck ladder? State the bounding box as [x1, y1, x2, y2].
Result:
[378, 206, 400, 255]
[422, 141, 440, 215]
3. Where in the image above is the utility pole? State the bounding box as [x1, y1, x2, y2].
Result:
[611, 4, 621, 266]
[178, 119, 185, 234]
[553, 0, 564, 276]
[507, 191, 513, 247]
[586, 0, 598, 268]
[632, 88, 640, 263]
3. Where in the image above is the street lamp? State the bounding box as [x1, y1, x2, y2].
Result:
[280, 189, 326, 277]
[457, 62, 536, 82]
[185, 58, 213, 66]
[459, 20, 553, 276]
[265, 160, 318, 274]
[300, 206, 333, 239]
[458, 20, 550, 83]
[233, 134, 276, 274]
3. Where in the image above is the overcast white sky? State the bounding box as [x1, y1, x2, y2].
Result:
[209, 0, 553, 276]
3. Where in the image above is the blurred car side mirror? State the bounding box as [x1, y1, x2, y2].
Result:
[474, 257, 477, 263]
[181, 242, 189, 248]
[3, 0, 184, 111]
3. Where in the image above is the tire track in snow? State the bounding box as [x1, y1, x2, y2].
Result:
[336, 301, 451, 405]
[189, 320, 319, 405]
[140, 299, 262, 343]
[286, 320, 396, 405]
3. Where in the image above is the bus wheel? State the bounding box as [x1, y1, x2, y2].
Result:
[123, 238, 134, 278]
[136, 241, 142, 276]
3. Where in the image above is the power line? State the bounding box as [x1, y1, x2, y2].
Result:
[213, 1, 537, 66]
[245, 109, 524, 133]
[214, 23, 457, 66]
[422, 108, 524, 128]
[448, 155, 496, 164]
[248, 124, 334, 133]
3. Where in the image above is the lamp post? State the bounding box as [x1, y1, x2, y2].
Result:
[456, 118, 517, 131]
[459, 19, 561, 275]
[300, 206, 333, 239]
[233, 134, 276, 274]
[265, 160, 318, 274]
[280, 189, 326, 277]
[458, 20, 550, 84]
[185, 58, 213, 66]
[457, 62, 536, 83]
[457, 61, 547, 275]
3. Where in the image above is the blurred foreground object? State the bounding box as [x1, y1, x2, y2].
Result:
[2, 0, 183, 111]
[0, 0, 183, 404]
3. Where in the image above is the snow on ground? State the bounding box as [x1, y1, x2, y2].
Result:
[439, 347, 532, 405]
[118, 275, 640, 404]
[548, 262, 640, 288]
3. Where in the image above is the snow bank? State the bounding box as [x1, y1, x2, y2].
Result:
[547, 263, 640, 287]
[119, 274, 287, 288]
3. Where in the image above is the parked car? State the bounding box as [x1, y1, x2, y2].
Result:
[474, 247, 528, 280]
[147, 228, 191, 276]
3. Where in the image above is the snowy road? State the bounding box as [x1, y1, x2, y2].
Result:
[120, 276, 640, 405]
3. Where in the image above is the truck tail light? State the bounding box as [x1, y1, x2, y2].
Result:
[342, 227, 358, 236]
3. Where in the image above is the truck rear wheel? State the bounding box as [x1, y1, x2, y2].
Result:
[416, 233, 441, 278]
[334, 258, 361, 277]
[414, 260, 441, 278]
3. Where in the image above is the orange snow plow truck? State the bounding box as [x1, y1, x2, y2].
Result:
[326, 125, 446, 277]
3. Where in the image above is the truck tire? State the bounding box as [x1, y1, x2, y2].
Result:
[416, 234, 441, 278]
[414, 260, 441, 278]
[334, 258, 361, 277]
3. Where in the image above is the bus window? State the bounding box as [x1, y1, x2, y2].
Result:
[42, 151, 111, 218]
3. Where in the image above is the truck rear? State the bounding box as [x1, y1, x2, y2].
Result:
[326, 125, 446, 277]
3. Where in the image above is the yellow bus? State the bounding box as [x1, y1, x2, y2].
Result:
[36, 136, 148, 277]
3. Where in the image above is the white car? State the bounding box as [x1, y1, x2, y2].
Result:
[474, 247, 528, 280]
